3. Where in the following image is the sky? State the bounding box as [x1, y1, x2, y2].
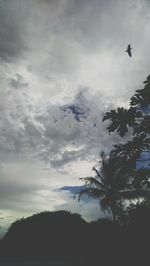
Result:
[0, 0, 150, 237]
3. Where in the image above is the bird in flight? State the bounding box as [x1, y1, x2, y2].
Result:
[125, 44, 132, 57]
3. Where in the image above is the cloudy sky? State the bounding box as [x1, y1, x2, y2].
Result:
[0, 0, 150, 237]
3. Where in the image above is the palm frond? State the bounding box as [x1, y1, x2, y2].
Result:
[80, 176, 104, 189]
[78, 187, 105, 201]
[92, 167, 105, 182]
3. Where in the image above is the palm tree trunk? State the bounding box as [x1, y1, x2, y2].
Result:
[110, 204, 116, 222]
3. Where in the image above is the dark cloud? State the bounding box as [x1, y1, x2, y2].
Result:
[59, 185, 84, 194]
[0, 0, 27, 61]
[0, 81, 129, 168]
[61, 90, 90, 122]
[61, 104, 89, 122]
[50, 150, 84, 168]
[34, 88, 124, 167]
[0, 175, 44, 213]
[8, 74, 28, 89]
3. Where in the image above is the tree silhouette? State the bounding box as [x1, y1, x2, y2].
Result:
[1, 211, 87, 262]
[103, 75, 150, 161]
[130, 75, 150, 107]
[103, 107, 137, 137]
[103, 74, 150, 211]
[78, 151, 147, 222]
[79, 75, 150, 223]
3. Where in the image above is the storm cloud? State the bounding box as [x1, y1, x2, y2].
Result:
[0, 0, 150, 235]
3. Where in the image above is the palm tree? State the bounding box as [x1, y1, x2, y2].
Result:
[78, 152, 150, 222]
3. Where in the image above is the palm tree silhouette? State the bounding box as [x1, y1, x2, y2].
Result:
[79, 152, 132, 221]
[79, 152, 150, 222]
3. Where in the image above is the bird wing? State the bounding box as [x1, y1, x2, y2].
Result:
[127, 44, 131, 49]
[128, 49, 132, 57]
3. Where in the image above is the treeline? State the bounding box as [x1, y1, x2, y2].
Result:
[0, 209, 150, 264]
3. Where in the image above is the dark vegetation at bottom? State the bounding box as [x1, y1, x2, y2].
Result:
[0, 209, 149, 265]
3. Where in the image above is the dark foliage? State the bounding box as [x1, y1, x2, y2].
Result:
[130, 74, 150, 107]
[78, 151, 138, 222]
[0, 209, 150, 265]
[103, 75, 150, 161]
[0, 211, 87, 263]
[102, 75, 150, 219]
[103, 107, 137, 137]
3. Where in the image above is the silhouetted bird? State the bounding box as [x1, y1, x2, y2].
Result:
[125, 44, 132, 57]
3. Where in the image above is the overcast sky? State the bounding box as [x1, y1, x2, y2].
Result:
[0, 0, 150, 237]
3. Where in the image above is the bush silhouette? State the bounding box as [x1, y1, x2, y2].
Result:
[0, 209, 150, 264]
[1, 211, 87, 262]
